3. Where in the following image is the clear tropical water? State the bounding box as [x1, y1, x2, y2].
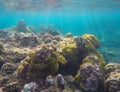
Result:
[0, 0, 120, 62]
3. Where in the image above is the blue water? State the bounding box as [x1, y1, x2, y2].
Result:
[1, 11, 120, 36]
[0, 0, 120, 62]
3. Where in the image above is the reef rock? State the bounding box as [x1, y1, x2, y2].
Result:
[47, 30, 60, 36]
[16, 19, 33, 33]
[22, 82, 38, 92]
[1, 81, 22, 92]
[104, 63, 120, 92]
[74, 34, 100, 51]
[1, 62, 17, 75]
[75, 54, 105, 92]
[17, 43, 67, 80]
[55, 74, 66, 90]
[0, 42, 4, 54]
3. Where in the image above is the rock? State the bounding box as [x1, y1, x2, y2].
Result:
[74, 34, 100, 51]
[0, 56, 5, 69]
[0, 76, 9, 86]
[0, 30, 9, 38]
[64, 75, 74, 83]
[1, 62, 17, 75]
[75, 54, 105, 92]
[65, 32, 74, 38]
[47, 30, 60, 36]
[0, 42, 4, 53]
[80, 63, 101, 91]
[104, 63, 120, 92]
[55, 74, 66, 90]
[17, 43, 66, 80]
[16, 19, 28, 32]
[45, 75, 54, 87]
[2, 81, 21, 92]
[22, 82, 38, 92]
[20, 35, 38, 47]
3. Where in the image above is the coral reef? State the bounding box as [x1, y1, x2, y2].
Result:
[44, 74, 76, 92]
[75, 54, 105, 92]
[65, 32, 74, 38]
[0, 56, 5, 69]
[47, 30, 60, 36]
[22, 82, 38, 92]
[1, 81, 22, 92]
[74, 34, 100, 51]
[0, 42, 4, 53]
[55, 74, 66, 90]
[0, 30, 9, 38]
[45, 75, 54, 87]
[16, 19, 34, 33]
[1, 24, 120, 92]
[19, 34, 38, 47]
[17, 43, 67, 80]
[1, 62, 17, 75]
[76, 63, 102, 91]
[104, 63, 120, 92]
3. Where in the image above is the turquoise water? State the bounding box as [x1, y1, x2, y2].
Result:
[1, 10, 120, 37]
[0, 0, 120, 62]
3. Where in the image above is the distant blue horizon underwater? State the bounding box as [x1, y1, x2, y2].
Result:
[0, 0, 120, 62]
